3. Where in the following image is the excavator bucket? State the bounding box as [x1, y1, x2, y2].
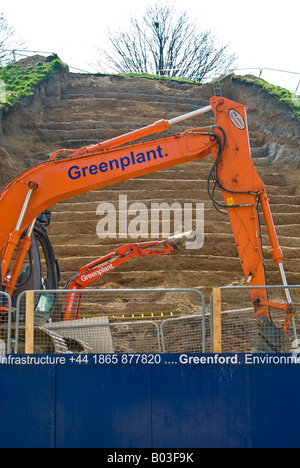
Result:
[253, 316, 291, 353]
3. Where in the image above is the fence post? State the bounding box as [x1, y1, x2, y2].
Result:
[25, 290, 34, 354]
[212, 288, 222, 353]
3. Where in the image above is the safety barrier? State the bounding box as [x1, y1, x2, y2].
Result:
[211, 67, 300, 93]
[4, 285, 299, 354]
[13, 288, 206, 354]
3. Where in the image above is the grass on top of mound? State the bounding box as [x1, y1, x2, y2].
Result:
[234, 74, 300, 120]
[0, 56, 65, 109]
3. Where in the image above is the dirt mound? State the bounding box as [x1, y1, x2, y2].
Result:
[221, 75, 300, 166]
[0, 62, 299, 303]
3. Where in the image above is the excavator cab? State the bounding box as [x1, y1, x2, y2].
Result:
[33, 211, 60, 294]
[3, 211, 60, 321]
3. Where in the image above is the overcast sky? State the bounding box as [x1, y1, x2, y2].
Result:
[1, 0, 299, 91]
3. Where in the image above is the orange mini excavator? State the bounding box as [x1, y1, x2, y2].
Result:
[62, 231, 196, 321]
[0, 97, 295, 351]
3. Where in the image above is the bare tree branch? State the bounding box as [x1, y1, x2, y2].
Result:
[96, 4, 236, 81]
[0, 13, 25, 66]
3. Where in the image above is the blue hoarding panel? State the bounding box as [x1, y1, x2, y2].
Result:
[55, 365, 151, 448]
[250, 366, 300, 448]
[152, 365, 250, 448]
[0, 366, 55, 448]
[0, 354, 300, 448]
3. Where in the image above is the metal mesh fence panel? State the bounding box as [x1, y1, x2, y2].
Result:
[13, 286, 300, 354]
[214, 286, 300, 353]
[14, 288, 205, 354]
[110, 321, 161, 353]
[160, 314, 210, 353]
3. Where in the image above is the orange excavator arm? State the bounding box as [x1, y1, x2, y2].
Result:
[0, 109, 216, 289]
[62, 235, 190, 321]
[0, 97, 294, 351]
